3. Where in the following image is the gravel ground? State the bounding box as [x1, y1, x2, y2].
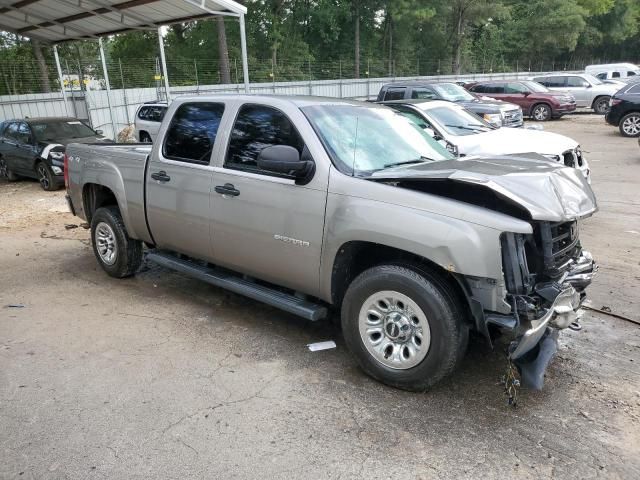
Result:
[1, 114, 639, 479]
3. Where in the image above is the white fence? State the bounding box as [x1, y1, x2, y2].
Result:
[1, 70, 576, 139]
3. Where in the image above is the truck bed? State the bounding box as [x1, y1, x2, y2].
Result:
[66, 142, 153, 243]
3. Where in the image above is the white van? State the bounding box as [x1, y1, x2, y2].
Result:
[585, 63, 640, 82]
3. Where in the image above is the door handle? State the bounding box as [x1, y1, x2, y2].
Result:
[151, 170, 171, 182]
[214, 183, 240, 197]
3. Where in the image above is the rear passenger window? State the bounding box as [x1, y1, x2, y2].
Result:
[225, 104, 304, 174]
[384, 88, 406, 101]
[411, 88, 436, 99]
[470, 84, 485, 93]
[545, 76, 567, 88]
[612, 71, 621, 78]
[163, 102, 225, 164]
[485, 84, 505, 94]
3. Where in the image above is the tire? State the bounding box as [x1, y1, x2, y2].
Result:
[592, 96, 610, 115]
[341, 265, 469, 392]
[91, 206, 143, 278]
[531, 103, 552, 121]
[139, 132, 152, 143]
[36, 161, 58, 191]
[0, 156, 19, 182]
[619, 112, 640, 137]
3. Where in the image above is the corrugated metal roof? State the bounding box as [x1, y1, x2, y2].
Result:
[0, 0, 247, 43]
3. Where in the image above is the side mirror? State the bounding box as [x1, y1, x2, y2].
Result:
[523, 91, 531, 96]
[257, 145, 313, 180]
[584, 82, 592, 88]
[95, 129, 103, 135]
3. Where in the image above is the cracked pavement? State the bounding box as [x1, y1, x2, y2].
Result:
[1, 114, 639, 479]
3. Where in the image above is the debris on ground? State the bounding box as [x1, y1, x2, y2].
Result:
[307, 341, 337, 352]
[6, 304, 25, 308]
[64, 224, 78, 230]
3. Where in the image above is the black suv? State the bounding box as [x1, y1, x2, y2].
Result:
[0, 117, 107, 190]
[605, 82, 640, 137]
[376, 82, 523, 127]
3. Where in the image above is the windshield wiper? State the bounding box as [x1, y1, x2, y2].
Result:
[383, 157, 432, 169]
[445, 124, 488, 132]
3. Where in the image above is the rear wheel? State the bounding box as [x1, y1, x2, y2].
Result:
[341, 265, 468, 392]
[531, 103, 552, 121]
[0, 157, 19, 181]
[36, 161, 58, 191]
[592, 96, 610, 115]
[619, 112, 640, 137]
[91, 206, 143, 278]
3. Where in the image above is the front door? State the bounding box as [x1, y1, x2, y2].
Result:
[210, 104, 327, 295]
[145, 102, 225, 260]
[565, 76, 590, 107]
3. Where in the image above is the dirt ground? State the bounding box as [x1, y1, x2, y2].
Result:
[1, 114, 639, 479]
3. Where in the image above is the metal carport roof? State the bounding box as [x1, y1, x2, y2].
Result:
[0, 0, 247, 42]
[0, 0, 250, 136]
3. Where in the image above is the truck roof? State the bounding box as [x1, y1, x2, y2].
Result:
[173, 94, 386, 109]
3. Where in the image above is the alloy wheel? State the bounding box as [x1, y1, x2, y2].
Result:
[95, 222, 118, 265]
[37, 164, 50, 189]
[622, 115, 640, 136]
[533, 105, 550, 121]
[358, 290, 431, 370]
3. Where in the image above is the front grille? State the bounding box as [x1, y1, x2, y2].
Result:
[503, 109, 523, 126]
[540, 221, 580, 276]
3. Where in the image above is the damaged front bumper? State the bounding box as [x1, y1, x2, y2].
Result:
[508, 250, 597, 389]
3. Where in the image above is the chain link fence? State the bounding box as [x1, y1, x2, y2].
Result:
[2, 56, 637, 96]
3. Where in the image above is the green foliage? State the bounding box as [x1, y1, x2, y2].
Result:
[0, 0, 639, 94]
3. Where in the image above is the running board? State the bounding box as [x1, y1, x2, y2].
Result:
[146, 251, 328, 321]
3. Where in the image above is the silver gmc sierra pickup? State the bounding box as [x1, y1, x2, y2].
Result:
[65, 95, 598, 392]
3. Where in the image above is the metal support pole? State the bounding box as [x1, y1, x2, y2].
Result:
[158, 27, 171, 101]
[53, 45, 70, 116]
[239, 14, 250, 93]
[98, 37, 117, 140]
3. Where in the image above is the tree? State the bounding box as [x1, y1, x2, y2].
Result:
[217, 17, 231, 83]
[31, 38, 50, 93]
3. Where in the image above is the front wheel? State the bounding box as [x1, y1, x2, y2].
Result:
[619, 112, 640, 137]
[531, 103, 552, 121]
[341, 265, 468, 392]
[91, 206, 143, 278]
[36, 162, 58, 191]
[592, 96, 610, 115]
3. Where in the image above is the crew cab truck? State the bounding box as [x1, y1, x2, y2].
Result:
[65, 95, 597, 391]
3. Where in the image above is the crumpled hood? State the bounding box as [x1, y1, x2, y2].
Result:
[369, 156, 597, 222]
[455, 127, 577, 157]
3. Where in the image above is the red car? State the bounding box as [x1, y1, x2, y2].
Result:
[465, 80, 576, 121]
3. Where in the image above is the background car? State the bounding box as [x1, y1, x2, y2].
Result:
[134, 102, 168, 143]
[585, 63, 640, 83]
[0, 117, 107, 190]
[605, 82, 640, 137]
[532, 73, 619, 114]
[376, 81, 523, 127]
[382, 99, 590, 181]
[466, 80, 576, 121]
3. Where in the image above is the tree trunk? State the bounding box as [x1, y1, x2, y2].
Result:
[452, 5, 464, 75]
[388, 14, 393, 76]
[354, 1, 360, 79]
[31, 39, 51, 93]
[217, 17, 231, 84]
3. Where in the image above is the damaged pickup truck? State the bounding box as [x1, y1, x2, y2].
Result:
[64, 96, 597, 392]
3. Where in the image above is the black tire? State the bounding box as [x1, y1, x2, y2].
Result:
[139, 132, 152, 143]
[341, 265, 469, 392]
[618, 112, 640, 137]
[91, 206, 143, 278]
[592, 96, 610, 115]
[0, 156, 19, 182]
[36, 161, 58, 191]
[531, 103, 552, 121]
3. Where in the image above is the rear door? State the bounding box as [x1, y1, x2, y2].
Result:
[565, 76, 590, 106]
[145, 101, 226, 260]
[209, 103, 328, 295]
[0, 122, 20, 171]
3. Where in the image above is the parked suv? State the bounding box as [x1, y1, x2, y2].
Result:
[377, 82, 523, 127]
[134, 102, 168, 143]
[605, 82, 640, 137]
[532, 74, 619, 114]
[466, 80, 576, 121]
[586, 63, 640, 83]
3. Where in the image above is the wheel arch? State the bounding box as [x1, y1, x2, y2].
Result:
[591, 94, 610, 109]
[82, 183, 121, 224]
[329, 241, 475, 327]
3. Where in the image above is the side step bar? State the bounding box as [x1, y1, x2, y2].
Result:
[146, 251, 328, 321]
